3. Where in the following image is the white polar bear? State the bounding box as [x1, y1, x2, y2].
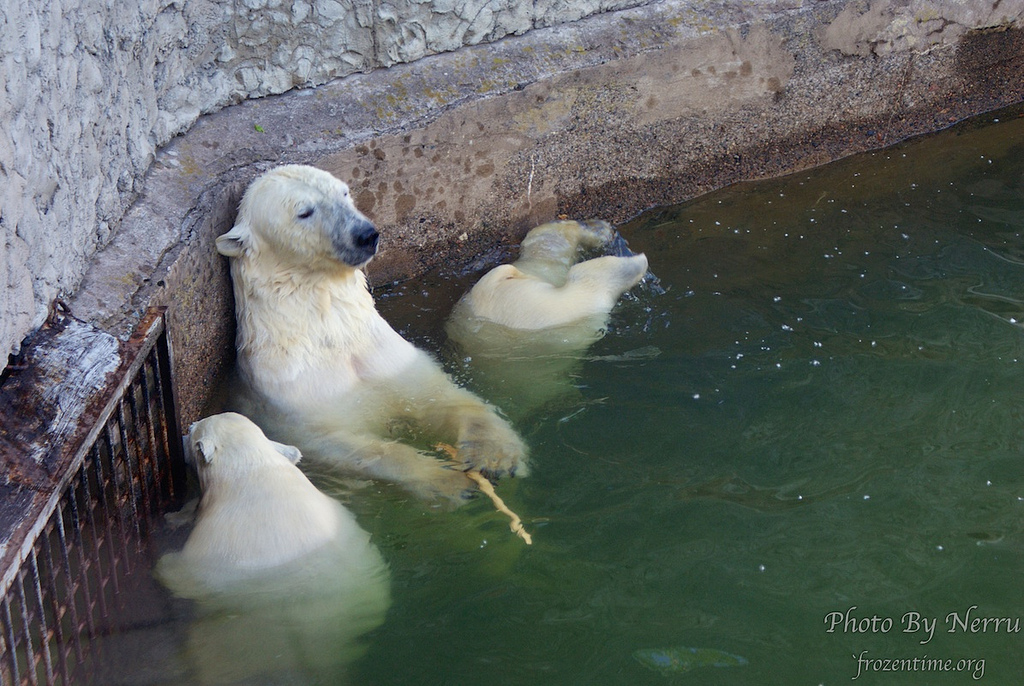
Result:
[156, 412, 390, 683]
[216, 164, 527, 503]
[156, 412, 383, 590]
[446, 220, 649, 416]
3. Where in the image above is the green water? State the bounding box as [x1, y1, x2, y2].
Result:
[350, 111, 1024, 685]
[128, 111, 1024, 685]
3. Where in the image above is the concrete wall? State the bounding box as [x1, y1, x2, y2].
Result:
[0, 0, 649, 365]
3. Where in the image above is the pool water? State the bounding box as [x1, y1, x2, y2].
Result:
[355, 110, 1024, 685]
[138, 109, 1024, 685]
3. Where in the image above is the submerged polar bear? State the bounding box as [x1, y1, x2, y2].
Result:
[156, 412, 385, 590]
[446, 220, 649, 416]
[217, 165, 527, 503]
[156, 412, 390, 683]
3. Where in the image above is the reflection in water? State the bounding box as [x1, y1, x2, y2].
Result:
[168, 548, 390, 684]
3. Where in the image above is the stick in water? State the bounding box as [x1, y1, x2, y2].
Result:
[437, 444, 533, 545]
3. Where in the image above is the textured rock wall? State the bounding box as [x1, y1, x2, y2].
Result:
[0, 0, 649, 363]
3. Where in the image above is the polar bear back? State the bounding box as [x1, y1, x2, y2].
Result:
[161, 413, 378, 594]
[460, 253, 648, 330]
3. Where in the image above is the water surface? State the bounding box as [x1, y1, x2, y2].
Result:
[119, 110, 1024, 685]
[356, 109, 1024, 685]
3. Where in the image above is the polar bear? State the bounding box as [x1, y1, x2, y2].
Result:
[216, 165, 527, 503]
[156, 412, 388, 591]
[446, 220, 649, 416]
[156, 412, 390, 683]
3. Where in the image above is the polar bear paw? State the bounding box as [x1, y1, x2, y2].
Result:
[456, 413, 530, 480]
[415, 464, 480, 506]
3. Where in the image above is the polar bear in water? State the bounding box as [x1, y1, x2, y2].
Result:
[446, 220, 649, 416]
[156, 412, 390, 683]
[216, 165, 527, 503]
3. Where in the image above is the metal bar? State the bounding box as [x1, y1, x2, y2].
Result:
[2, 596, 20, 685]
[14, 573, 37, 686]
[94, 427, 124, 598]
[153, 320, 187, 502]
[136, 367, 160, 517]
[79, 451, 111, 622]
[37, 529, 70, 686]
[25, 555, 53, 686]
[125, 378, 154, 531]
[65, 474, 98, 642]
[114, 400, 143, 553]
[52, 503, 85, 671]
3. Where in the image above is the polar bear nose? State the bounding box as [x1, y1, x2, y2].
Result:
[353, 220, 379, 253]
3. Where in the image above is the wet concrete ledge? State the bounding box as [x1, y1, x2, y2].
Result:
[68, 0, 1024, 425]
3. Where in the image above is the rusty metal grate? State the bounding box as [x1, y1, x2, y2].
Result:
[0, 308, 186, 685]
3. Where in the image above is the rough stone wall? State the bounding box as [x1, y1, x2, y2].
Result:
[0, 0, 650, 364]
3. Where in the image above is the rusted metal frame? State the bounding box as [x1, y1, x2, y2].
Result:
[0, 310, 170, 602]
[0, 309, 180, 685]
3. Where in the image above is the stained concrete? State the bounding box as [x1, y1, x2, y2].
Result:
[63, 0, 1024, 424]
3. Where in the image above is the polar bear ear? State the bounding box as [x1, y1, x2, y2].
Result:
[270, 440, 303, 464]
[192, 437, 218, 464]
[216, 223, 251, 257]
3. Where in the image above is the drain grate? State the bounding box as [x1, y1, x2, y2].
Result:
[0, 308, 186, 685]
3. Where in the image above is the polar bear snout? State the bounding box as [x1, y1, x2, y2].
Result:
[220, 165, 385, 270]
[333, 214, 379, 267]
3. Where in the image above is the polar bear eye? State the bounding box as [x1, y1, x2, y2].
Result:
[297, 207, 315, 219]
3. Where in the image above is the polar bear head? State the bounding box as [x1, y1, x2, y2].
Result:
[186, 411, 303, 480]
[216, 165, 379, 270]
